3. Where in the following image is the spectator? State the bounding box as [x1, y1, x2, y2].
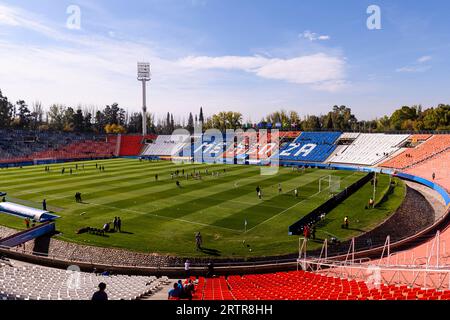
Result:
[206, 262, 214, 278]
[183, 280, 195, 300]
[168, 283, 180, 300]
[91, 283, 108, 301]
[185, 259, 191, 279]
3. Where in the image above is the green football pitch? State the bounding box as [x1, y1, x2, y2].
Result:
[0, 158, 405, 258]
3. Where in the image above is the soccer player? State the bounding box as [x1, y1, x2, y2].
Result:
[278, 183, 282, 194]
[42, 199, 47, 211]
[294, 188, 298, 198]
[176, 180, 181, 188]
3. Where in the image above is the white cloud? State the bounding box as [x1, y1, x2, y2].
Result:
[299, 30, 330, 41]
[0, 3, 62, 39]
[179, 53, 346, 91]
[396, 56, 432, 73]
[0, 2, 348, 122]
[396, 65, 431, 73]
[417, 55, 432, 63]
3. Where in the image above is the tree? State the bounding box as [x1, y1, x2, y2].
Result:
[128, 112, 142, 133]
[187, 112, 194, 133]
[0, 90, 13, 128]
[390, 106, 418, 130]
[94, 110, 106, 133]
[205, 111, 243, 131]
[105, 123, 126, 134]
[15, 100, 31, 129]
[302, 115, 321, 131]
[325, 113, 334, 130]
[199, 107, 205, 126]
[48, 104, 66, 131]
[31, 101, 44, 130]
[73, 109, 84, 132]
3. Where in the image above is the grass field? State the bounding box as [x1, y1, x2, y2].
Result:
[0, 158, 405, 258]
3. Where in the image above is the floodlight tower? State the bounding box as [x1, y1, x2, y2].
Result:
[137, 62, 151, 136]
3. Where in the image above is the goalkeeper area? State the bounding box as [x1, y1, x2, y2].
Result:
[0, 158, 405, 258]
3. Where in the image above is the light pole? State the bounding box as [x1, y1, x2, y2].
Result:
[137, 62, 151, 136]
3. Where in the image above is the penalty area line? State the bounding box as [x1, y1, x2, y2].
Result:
[246, 172, 359, 233]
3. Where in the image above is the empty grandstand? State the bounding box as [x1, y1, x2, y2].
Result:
[141, 134, 190, 158]
[328, 134, 410, 166]
[279, 132, 341, 163]
[0, 258, 168, 300]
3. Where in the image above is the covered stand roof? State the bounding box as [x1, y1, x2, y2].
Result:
[0, 202, 59, 222]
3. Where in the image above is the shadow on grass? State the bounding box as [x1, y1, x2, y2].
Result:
[200, 247, 221, 256]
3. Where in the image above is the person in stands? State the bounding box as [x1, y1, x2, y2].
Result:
[185, 259, 191, 279]
[91, 283, 108, 301]
[168, 283, 181, 300]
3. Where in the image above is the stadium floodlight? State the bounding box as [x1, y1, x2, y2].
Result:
[137, 62, 151, 136]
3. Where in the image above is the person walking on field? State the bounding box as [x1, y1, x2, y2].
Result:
[42, 199, 47, 211]
[117, 217, 122, 233]
[344, 216, 349, 229]
[195, 232, 203, 251]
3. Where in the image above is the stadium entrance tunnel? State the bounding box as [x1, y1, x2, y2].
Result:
[0, 202, 60, 223]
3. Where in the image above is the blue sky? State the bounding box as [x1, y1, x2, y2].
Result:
[0, 0, 450, 122]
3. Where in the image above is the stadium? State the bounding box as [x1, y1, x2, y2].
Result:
[0, 0, 450, 307]
[1, 129, 449, 301]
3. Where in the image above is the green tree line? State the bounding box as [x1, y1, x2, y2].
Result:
[0, 90, 448, 134]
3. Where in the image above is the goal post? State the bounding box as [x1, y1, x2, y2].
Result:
[319, 175, 341, 194]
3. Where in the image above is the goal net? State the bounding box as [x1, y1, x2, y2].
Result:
[319, 175, 341, 194]
[33, 158, 57, 165]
